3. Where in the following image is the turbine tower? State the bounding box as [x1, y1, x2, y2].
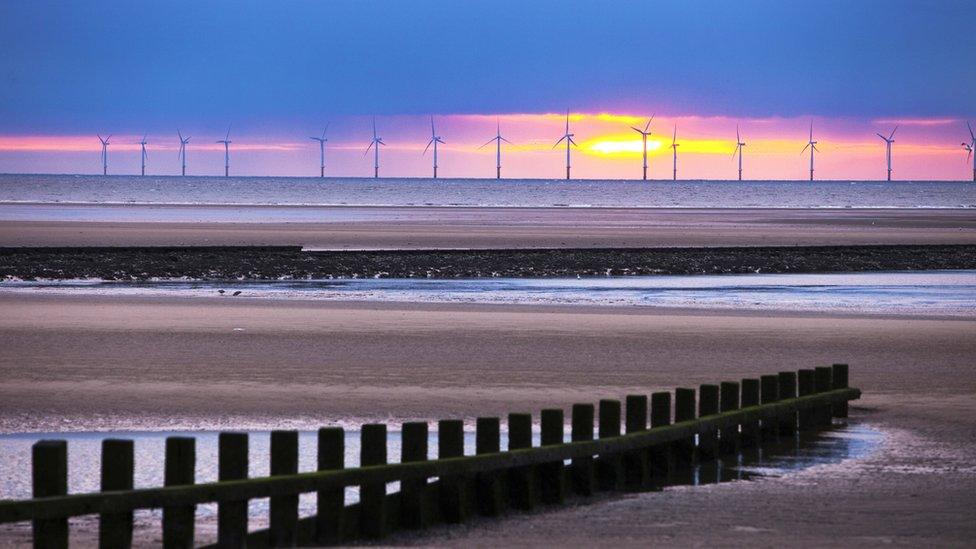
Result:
[424, 116, 445, 179]
[364, 117, 385, 178]
[97, 134, 110, 175]
[732, 125, 746, 181]
[309, 125, 329, 178]
[553, 110, 578, 180]
[178, 131, 190, 176]
[216, 126, 231, 177]
[800, 121, 819, 181]
[670, 125, 680, 181]
[876, 126, 897, 182]
[631, 115, 654, 180]
[139, 135, 148, 176]
[963, 121, 975, 182]
[479, 119, 512, 179]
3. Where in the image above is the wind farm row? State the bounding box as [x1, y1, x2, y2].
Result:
[94, 116, 976, 182]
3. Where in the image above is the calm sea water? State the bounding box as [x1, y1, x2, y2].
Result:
[6, 271, 975, 317]
[1, 174, 973, 208]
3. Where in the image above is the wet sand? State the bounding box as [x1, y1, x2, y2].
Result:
[0, 294, 974, 545]
[2, 206, 975, 248]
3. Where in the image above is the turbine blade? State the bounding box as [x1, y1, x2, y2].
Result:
[424, 139, 433, 155]
[969, 121, 975, 141]
[631, 127, 643, 134]
[736, 125, 740, 142]
[889, 126, 898, 139]
[876, 133, 887, 140]
[364, 141, 374, 155]
[500, 137, 513, 145]
[478, 138, 495, 149]
[553, 135, 567, 148]
[801, 143, 810, 154]
[323, 123, 330, 138]
[672, 125, 677, 144]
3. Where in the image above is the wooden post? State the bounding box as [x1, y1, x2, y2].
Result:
[269, 430, 299, 547]
[33, 440, 68, 549]
[506, 413, 536, 511]
[360, 424, 388, 539]
[475, 417, 504, 516]
[597, 399, 623, 491]
[777, 372, 797, 437]
[400, 421, 429, 529]
[100, 438, 134, 549]
[570, 403, 596, 496]
[437, 419, 470, 523]
[832, 363, 850, 418]
[674, 388, 696, 466]
[163, 437, 195, 549]
[797, 369, 816, 431]
[697, 384, 720, 460]
[316, 427, 344, 545]
[624, 395, 649, 489]
[760, 375, 780, 442]
[815, 366, 834, 426]
[217, 433, 247, 549]
[740, 379, 760, 448]
[719, 382, 740, 456]
[650, 392, 673, 485]
[540, 408, 565, 504]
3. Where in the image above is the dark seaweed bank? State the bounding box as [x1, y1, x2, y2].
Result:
[1, 245, 975, 281]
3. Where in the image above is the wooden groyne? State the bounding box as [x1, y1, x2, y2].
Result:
[0, 364, 857, 548]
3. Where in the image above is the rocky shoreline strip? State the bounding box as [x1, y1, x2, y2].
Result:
[0, 245, 976, 281]
[1, 245, 974, 281]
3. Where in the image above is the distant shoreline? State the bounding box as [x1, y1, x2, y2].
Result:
[3, 244, 975, 280]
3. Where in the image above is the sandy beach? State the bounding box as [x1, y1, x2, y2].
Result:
[0, 293, 974, 545]
[2, 206, 975, 248]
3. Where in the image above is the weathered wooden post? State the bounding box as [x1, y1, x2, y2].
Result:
[624, 395, 649, 489]
[719, 382, 740, 456]
[674, 388, 696, 467]
[597, 399, 624, 491]
[540, 408, 565, 504]
[740, 379, 760, 448]
[163, 437, 195, 549]
[100, 438, 134, 549]
[697, 384, 720, 460]
[759, 375, 780, 442]
[437, 419, 470, 523]
[814, 366, 834, 427]
[650, 392, 673, 485]
[475, 417, 504, 516]
[269, 430, 299, 547]
[360, 424, 388, 539]
[506, 413, 537, 511]
[832, 363, 850, 418]
[217, 433, 248, 548]
[797, 369, 816, 431]
[401, 421, 429, 529]
[32, 440, 68, 549]
[777, 372, 798, 437]
[316, 427, 344, 545]
[571, 403, 596, 496]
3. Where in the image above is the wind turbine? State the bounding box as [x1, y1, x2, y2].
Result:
[732, 125, 746, 181]
[876, 126, 897, 181]
[364, 117, 385, 178]
[670, 125, 680, 181]
[139, 135, 148, 176]
[479, 119, 512, 179]
[178, 130, 190, 176]
[97, 134, 110, 175]
[800, 121, 819, 181]
[553, 110, 578, 180]
[309, 125, 329, 178]
[631, 115, 654, 180]
[424, 116, 445, 179]
[963, 121, 975, 182]
[216, 126, 231, 177]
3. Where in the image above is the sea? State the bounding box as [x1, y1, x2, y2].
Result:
[0, 174, 974, 209]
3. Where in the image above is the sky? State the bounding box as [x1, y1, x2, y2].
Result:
[0, 0, 973, 180]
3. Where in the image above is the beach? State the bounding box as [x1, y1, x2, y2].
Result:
[0, 294, 974, 545]
[2, 206, 975, 248]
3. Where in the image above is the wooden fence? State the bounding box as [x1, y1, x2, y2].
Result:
[0, 364, 857, 548]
